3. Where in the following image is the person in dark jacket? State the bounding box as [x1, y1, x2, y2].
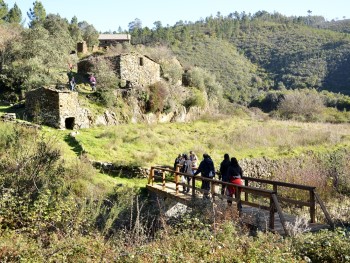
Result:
[219, 153, 231, 196]
[193, 153, 215, 198]
[173, 154, 182, 171]
[226, 157, 243, 205]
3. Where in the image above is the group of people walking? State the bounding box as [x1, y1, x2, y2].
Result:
[174, 151, 198, 193]
[174, 152, 243, 203]
[219, 154, 243, 204]
[66, 66, 96, 92]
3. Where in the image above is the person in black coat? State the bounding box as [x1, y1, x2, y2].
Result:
[193, 153, 215, 198]
[219, 153, 231, 196]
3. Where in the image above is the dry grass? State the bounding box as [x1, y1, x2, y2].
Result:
[74, 117, 350, 167]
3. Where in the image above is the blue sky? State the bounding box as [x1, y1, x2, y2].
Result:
[5, 0, 350, 32]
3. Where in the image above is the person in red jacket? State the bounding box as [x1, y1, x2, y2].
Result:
[226, 157, 243, 206]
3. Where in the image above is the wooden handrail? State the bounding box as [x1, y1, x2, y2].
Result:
[242, 176, 316, 191]
[241, 177, 333, 230]
[148, 166, 333, 235]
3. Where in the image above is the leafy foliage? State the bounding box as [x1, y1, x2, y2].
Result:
[147, 81, 169, 113]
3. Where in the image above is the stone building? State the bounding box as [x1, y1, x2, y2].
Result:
[78, 52, 161, 88]
[111, 53, 160, 87]
[77, 41, 88, 54]
[98, 34, 131, 48]
[25, 87, 91, 129]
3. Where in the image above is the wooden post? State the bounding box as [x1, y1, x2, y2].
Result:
[313, 190, 334, 228]
[148, 167, 154, 185]
[211, 180, 215, 201]
[192, 175, 196, 197]
[273, 184, 277, 194]
[271, 194, 289, 236]
[244, 178, 249, 202]
[235, 186, 242, 213]
[269, 196, 275, 230]
[162, 170, 166, 190]
[175, 171, 179, 195]
[310, 189, 316, 223]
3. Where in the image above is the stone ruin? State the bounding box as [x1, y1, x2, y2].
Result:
[25, 87, 92, 129]
[78, 52, 160, 88]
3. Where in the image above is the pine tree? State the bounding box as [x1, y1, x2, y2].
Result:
[0, 0, 8, 21]
[27, 0, 46, 28]
[6, 3, 22, 24]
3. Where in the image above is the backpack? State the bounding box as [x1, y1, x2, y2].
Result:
[209, 170, 215, 178]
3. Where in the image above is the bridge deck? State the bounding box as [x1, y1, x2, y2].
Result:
[147, 181, 330, 235]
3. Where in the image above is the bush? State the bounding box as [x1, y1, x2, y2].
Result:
[293, 228, 350, 263]
[147, 81, 169, 113]
[183, 87, 207, 109]
[93, 58, 119, 107]
[277, 89, 325, 121]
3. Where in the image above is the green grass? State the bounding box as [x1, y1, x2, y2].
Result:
[71, 117, 350, 167]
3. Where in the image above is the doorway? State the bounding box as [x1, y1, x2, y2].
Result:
[65, 117, 75, 129]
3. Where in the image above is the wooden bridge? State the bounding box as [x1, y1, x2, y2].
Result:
[146, 166, 334, 236]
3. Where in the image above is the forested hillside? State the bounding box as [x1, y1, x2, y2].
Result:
[131, 12, 350, 97]
[2, 1, 350, 119]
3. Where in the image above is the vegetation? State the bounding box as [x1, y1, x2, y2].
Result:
[1, 1, 350, 261]
[0, 121, 350, 262]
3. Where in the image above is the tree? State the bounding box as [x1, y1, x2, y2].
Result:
[78, 21, 99, 48]
[0, 0, 8, 21]
[128, 18, 142, 32]
[43, 14, 69, 35]
[307, 10, 312, 25]
[0, 23, 22, 71]
[153, 21, 162, 30]
[6, 3, 22, 24]
[69, 16, 82, 43]
[27, 0, 46, 28]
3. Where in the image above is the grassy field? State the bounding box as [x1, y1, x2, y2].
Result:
[70, 116, 350, 167]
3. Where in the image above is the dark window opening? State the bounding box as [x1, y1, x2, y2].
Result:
[139, 57, 144, 66]
[65, 117, 75, 129]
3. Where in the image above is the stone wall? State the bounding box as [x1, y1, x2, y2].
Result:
[26, 87, 61, 128]
[25, 87, 93, 129]
[114, 53, 160, 87]
[77, 41, 88, 54]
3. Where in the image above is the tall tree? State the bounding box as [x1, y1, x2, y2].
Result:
[0, 0, 8, 21]
[78, 21, 99, 48]
[128, 18, 142, 32]
[27, 0, 46, 28]
[6, 3, 22, 24]
[69, 16, 82, 43]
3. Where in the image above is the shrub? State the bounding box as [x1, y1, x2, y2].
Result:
[183, 87, 207, 109]
[93, 58, 119, 107]
[159, 57, 183, 85]
[293, 228, 350, 263]
[147, 81, 169, 113]
[277, 89, 325, 121]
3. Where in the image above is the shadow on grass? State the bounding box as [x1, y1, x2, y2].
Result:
[0, 103, 28, 120]
[64, 134, 84, 156]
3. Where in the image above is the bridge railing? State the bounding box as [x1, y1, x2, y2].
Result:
[242, 176, 333, 227]
[148, 166, 333, 234]
[148, 166, 291, 234]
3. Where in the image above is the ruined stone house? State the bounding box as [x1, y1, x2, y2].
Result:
[78, 52, 160, 88]
[112, 53, 160, 87]
[25, 87, 91, 129]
